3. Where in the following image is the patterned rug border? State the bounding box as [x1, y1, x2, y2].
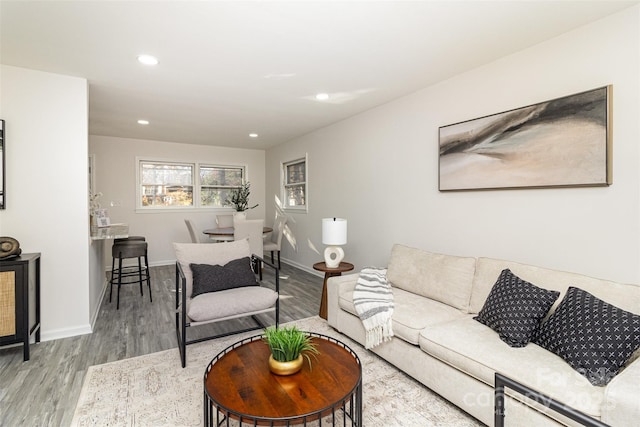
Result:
[71, 316, 480, 426]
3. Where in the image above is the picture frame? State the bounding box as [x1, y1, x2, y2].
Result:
[0, 119, 4, 209]
[95, 208, 111, 228]
[438, 86, 612, 191]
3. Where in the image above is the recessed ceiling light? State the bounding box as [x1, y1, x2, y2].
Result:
[249, 133, 259, 138]
[315, 93, 329, 101]
[137, 55, 158, 66]
[137, 119, 150, 125]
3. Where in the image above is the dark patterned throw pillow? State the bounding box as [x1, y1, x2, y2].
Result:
[190, 257, 257, 297]
[474, 269, 560, 348]
[534, 286, 640, 386]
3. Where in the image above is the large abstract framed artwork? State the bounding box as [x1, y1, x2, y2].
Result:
[0, 119, 4, 209]
[438, 86, 612, 191]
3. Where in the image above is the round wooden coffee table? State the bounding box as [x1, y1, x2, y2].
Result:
[204, 333, 362, 426]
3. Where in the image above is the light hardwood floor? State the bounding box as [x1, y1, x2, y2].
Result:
[0, 262, 324, 426]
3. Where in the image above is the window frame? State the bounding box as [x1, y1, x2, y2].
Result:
[135, 157, 247, 212]
[281, 154, 308, 213]
[199, 163, 246, 209]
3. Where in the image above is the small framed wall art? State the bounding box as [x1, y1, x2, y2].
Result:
[0, 119, 4, 209]
[438, 86, 612, 191]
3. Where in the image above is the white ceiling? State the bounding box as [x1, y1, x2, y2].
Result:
[1, 1, 637, 149]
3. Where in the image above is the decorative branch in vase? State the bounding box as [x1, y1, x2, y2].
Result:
[226, 182, 258, 217]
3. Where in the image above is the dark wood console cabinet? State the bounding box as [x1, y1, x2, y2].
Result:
[0, 253, 41, 361]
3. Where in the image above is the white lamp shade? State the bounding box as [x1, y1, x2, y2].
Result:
[322, 218, 347, 245]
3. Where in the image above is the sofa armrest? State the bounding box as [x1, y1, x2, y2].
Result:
[327, 273, 359, 328]
[601, 357, 640, 426]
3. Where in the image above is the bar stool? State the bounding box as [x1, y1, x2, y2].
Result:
[109, 241, 152, 309]
[110, 236, 146, 287]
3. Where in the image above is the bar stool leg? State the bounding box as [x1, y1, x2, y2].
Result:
[138, 256, 144, 296]
[145, 253, 152, 303]
[117, 256, 123, 310]
[109, 255, 115, 303]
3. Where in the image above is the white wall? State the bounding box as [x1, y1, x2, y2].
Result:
[266, 6, 640, 284]
[0, 65, 91, 340]
[89, 135, 266, 266]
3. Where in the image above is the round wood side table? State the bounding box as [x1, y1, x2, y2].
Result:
[313, 261, 354, 320]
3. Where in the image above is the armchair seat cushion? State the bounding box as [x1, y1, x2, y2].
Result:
[187, 286, 278, 322]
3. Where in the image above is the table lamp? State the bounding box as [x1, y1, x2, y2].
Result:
[322, 218, 347, 268]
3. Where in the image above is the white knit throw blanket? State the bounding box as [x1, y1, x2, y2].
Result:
[353, 267, 394, 349]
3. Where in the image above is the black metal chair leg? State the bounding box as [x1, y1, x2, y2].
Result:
[146, 254, 152, 302]
[138, 256, 144, 296]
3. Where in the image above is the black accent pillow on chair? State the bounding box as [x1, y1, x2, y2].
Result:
[533, 286, 640, 386]
[190, 257, 257, 297]
[474, 268, 560, 348]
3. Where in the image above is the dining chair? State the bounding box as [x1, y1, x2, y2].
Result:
[216, 214, 234, 228]
[234, 219, 264, 278]
[184, 219, 199, 243]
[263, 216, 287, 268]
[185, 219, 212, 243]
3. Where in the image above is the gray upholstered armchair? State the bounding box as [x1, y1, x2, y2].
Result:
[173, 238, 279, 367]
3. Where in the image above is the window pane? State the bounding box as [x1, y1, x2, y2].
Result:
[200, 165, 244, 207]
[201, 188, 235, 207]
[286, 162, 305, 184]
[200, 166, 243, 186]
[142, 163, 192, 185]
[285, 184, 305, 207]
[141, 185, 193, 206]
[140, 162, 193, 207]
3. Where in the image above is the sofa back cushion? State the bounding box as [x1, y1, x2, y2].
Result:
[173, 239, 251, 298]
[470, 257, 640, 316]
[386, 244, 476, 311]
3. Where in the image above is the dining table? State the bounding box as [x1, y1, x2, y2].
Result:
[202, 226, 273, 242]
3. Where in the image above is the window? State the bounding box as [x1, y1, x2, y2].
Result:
[140, 161, 194, 207]
[138, 160, 245, 210]
[282, 156, 307, 211]
[200, 165, 244, 208]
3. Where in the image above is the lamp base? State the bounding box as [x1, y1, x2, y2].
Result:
[324, 246, 344, 269]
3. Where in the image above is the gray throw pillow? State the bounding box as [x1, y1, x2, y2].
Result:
[190, 257, 257, 297]
[474, 269, 560, 348]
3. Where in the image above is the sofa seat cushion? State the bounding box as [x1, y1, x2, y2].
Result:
[187, 287, 278, 322]
[419, 317, 605, 418]
[339, 286, 466, 345]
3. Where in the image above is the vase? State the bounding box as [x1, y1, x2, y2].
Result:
[233, 211, 247, 222]
[268, 354, 303, 376]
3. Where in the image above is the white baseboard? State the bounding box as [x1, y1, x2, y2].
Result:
[41, 324, 92, 342]
[280, 258, 324, 278]
[90, 278, 109, 331]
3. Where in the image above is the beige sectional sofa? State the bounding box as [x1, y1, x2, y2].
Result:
[327, 244, 640, 426]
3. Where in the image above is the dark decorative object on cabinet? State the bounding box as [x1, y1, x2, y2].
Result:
[0, 236, 22, 259]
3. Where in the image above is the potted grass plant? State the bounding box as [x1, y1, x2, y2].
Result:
[263, 325, 320, 376]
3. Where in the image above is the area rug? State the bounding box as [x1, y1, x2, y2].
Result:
[71, 316, 481, 426]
